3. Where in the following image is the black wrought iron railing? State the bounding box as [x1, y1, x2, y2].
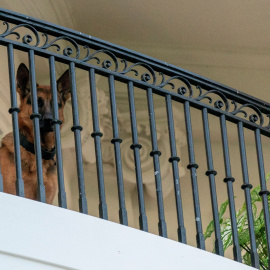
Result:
[0, 8, 269, 269]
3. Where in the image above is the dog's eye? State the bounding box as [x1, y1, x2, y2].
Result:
[38, 97, 44, 107]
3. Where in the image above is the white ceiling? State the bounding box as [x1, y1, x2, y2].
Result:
[1, 0, 270, 102]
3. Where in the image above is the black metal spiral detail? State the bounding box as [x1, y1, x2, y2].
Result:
[0, 22, 41, 46]
[195, 87, 230, 112]
[158, 73, 194, 98]
[40, 34, 80, 58]
[231, 102, 264, 126]
[82, 49, 119, 71]
[1, 20, 270, 130]
[120, 60, 157, 85]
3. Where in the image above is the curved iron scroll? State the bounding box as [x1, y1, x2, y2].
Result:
[0, 20, 270, 130]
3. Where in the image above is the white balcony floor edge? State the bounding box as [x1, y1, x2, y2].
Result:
[0, 193, 253, 270]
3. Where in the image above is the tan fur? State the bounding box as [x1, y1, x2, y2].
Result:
[0, 64, 70, 204]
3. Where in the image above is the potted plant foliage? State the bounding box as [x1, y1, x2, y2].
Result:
[204, 173, 270, 269]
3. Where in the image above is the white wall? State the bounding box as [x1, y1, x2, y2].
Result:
[0, 193, 253, 270]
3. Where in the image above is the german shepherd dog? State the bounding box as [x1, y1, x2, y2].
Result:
[0, 63, 70, 204]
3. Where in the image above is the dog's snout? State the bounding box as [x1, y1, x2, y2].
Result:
[43, 118, 53, 126]
[40, 114, 54, 132]
[43, 112, 53, 120]
[43, 114, 53, 125]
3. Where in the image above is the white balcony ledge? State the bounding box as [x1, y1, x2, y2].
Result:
[0, 193, 253, 270]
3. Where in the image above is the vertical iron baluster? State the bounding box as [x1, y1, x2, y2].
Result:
[49, 56, 67, 208]
[220, 114, 242, 262]
[238, 122, 259, 268]
[7, 44, 24, 196]
[184, 101, 205, 249]
[254, 128, 270, 269]
[89, 68, 108, 220]
[202, 108, 223, 255]
[127, 81, 148, 231]
[165, 94, 186, 243]
[146, 87, 167, 237]
[28, 50, 46, 203]
[108, 75, 128, 225]
[69, 62, 88, 214]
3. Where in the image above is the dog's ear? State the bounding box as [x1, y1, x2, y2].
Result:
[57, 69, 71, 103]
[16, 63, 30, 97]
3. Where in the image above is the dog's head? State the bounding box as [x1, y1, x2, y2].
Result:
[16, 63, 71, 134]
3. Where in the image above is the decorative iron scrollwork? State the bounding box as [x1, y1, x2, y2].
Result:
[0, 21, 81, 58]
[40, 34, 80, 58]
[0, 22, 40, 46]
[195, 87, 230, 112]
[265, 115, 270, 129]
[120, 60, 157, 84]
[1, 19, 270, 130]
[81, 49, 119, 71]
[231, 101, 264, 126]
[158, 73, 193, 98]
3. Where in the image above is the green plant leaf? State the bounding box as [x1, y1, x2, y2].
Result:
[219, 199, 229, 220]
[204, 220, 215, 239]
[204, 174, 270, 268]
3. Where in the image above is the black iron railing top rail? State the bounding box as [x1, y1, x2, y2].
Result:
[1, 8, 270, 137]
